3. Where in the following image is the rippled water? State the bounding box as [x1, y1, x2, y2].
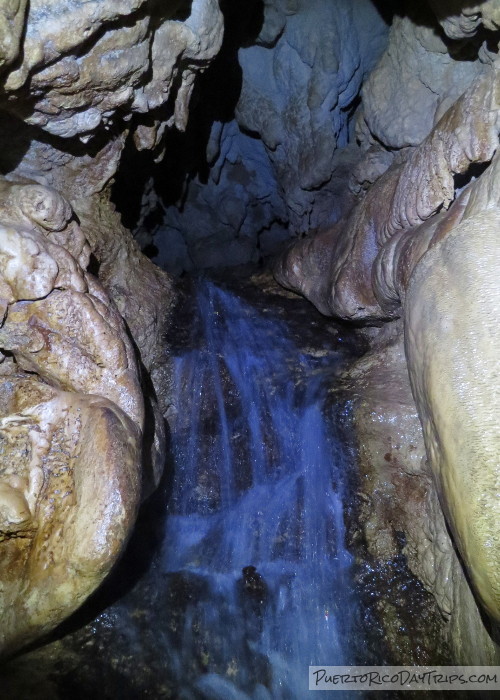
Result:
[161, 280, 358, 699]
[0, 278, 452, 699]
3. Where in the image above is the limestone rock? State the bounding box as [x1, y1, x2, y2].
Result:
[405, 208, 500, 621]
[275, 30, 500, 631]
[0, 379, 141, 656]
[0, 179, 144, 657]
[0, 125, 175, 494]
[236, 0, 388, 230]
[360, 9, 487, 150]
[0, 0, 225, 660]
[346, 322, 498, 660]
[276, 64, 500, 322]
[74, 188, 173, 493]
[151, 0, 388, 273]
[0, 0, 224, 140]
[428, 0, 500, 39]
[0, 0, 27, 70]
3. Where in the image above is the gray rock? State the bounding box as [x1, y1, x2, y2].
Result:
[153, 0, 389, 273]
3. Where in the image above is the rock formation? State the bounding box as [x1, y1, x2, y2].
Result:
[0, 179, 143, 653]
[145, 0, 389, 273]
[0, 0, 224, 657]
[0, 0, 499, 669]
[276, 1, 500, 657]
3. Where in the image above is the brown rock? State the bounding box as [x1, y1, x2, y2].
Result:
[0, 379, 141, 656]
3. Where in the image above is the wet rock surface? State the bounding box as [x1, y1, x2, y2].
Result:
[275, 3, 500, 639]
[0, 0, 223, 140]
[0, 0, 499, 682]
[0, 180, 143, 656]
[0, 273, 355, 697]
[0, 0, 226, 653]
[0, 272, 471, 698]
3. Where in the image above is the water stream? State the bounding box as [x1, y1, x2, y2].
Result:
[161, 279, 358, 699]
[0, 278, 457, 699]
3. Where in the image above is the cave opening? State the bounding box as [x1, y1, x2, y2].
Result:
[111, 0, 394, 275]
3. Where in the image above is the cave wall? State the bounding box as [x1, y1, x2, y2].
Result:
[140, 0, 389, 273]
[130, 0, 500, 664]
[0, 0, 499, 667]
[0, 0, 224, 656]
[276, 0, 500, 663]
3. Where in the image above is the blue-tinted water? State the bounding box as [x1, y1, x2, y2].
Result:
[161, 280, 357, 699]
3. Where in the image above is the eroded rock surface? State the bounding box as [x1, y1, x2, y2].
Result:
[0, 380, 141, 656]
[0, 180, 143, 655]
[360, 7, 487, 149]
[405, 207, 500, 622]
[148, 0, 389, 273]
[276, 6, 500, 653]
[0, 0, 223, 140]
[276, 66, 500, 321]
[344, 323, 499, 662]
[1, 0, 499, 671]
[0, 0, 225, 657]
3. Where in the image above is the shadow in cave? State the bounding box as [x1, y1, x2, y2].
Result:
[385, 0, 489, 23]
[427, 0, 494, 12]
[165, 0, 266, 189]
[111, 0, 265, 233]
[0, 112, 40, 176]
[387, 0, 490, 60]
[0, 108, 125, 179]
[370, 0, 399, 25]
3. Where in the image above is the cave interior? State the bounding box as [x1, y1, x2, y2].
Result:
[0, 0, 499, 697]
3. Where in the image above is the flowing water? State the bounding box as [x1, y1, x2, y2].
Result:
[161, 279, 358, 699]
[0, 277, 448, 699]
